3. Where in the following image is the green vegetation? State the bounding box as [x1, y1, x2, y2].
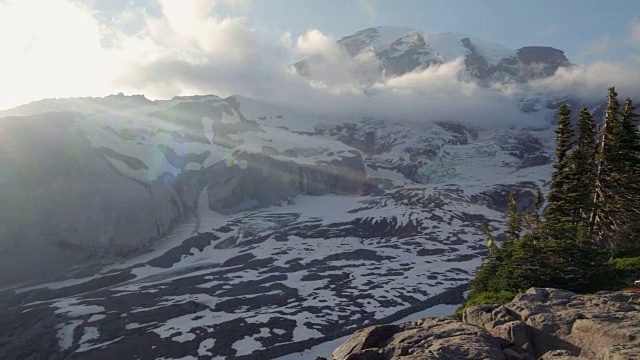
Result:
[610, 256, 640, 285]
[458, 87, 640, 316]
[453, 290, 515, 318]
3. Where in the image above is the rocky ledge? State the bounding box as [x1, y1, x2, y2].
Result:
[332, 287, 640, 360]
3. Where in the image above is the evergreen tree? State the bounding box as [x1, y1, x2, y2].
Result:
[577, 106, 598, 152]
[592, 88, 623, 249]
[524, 186, 544, 233]
[566, 106, 597, 224]
[545, 103, 575, 226]
[619, 98, 640, 190]
[505, 192, 522, 243]
[554, 103, 574, 164]
[471, 221, 503, 293]
[481, 219, 495, 252]
[619, 98, 639, 153]
[533, 186, 544, 214]
[463, 88, 639, 315]
[616, 98, 640, 254]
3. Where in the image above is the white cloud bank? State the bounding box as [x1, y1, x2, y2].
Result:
[2, 0, 640, 127]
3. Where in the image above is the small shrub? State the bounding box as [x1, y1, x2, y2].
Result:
[453, 290, 516, 318]
[610, 256, 640, 285]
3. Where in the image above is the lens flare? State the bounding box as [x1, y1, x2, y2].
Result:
[225, 156, 249, 170]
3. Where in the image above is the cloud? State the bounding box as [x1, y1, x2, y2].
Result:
[260, 40, 640, 127]
[358, 0, 377, 24]
[630, 18, 640, 45]
[3, 0, 640, 129]
[295, 29, 340, 58]
[529, 62, 640, 102]
[292, 29, 381, 88]
[110, 0, 290, 100]
[242, 50, 537, 127]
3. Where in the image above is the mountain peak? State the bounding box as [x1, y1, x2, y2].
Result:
[296, 26, 571, 83]
[337, 26, 417, 56]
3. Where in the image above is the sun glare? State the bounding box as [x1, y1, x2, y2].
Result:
[0, 0, 121, 110]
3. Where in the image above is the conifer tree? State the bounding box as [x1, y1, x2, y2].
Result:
[481, 219, 495, 251]
[619, 98, 640, 190]
[533, 186, 544, 214]
[524, 186, 544, 233]
[505, 192, 522, 243]
[619, 98, 638, 156]
[592, 88, 623, 249]
[545, 103, 575, 226]
[616, 98, 640, 253]
[567, 106, 597, 223]
[464, 87, 640, 315]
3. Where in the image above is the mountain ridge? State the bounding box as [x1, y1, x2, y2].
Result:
[294, 26, 572, 83]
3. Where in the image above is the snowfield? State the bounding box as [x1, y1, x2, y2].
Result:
[0, 92, 554, 359]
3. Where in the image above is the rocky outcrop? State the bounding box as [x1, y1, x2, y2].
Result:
[333, 317, 506, 360]
[333, 288, 640, 360]
[465, 288, 640, 359]
[517, 47, 572, 81]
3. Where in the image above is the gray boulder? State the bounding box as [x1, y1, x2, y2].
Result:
[334, 288, 640, 360]
[332, 317, 505, 360]
[464, 288, 640, 359]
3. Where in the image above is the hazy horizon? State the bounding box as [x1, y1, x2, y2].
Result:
[1, 0, 640, 111]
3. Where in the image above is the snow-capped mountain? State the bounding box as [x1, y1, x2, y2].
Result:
[0, 26, 578, 359]
[0, 91, 554, 359]
[294, 26, 572, 83]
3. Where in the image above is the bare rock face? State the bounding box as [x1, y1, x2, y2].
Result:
[205, 150, 367, 214]
[516, 46, 572, 81]
[465, 288, 640, 359]
[332, 317, 505, 360]
[333, 288, 640, 360]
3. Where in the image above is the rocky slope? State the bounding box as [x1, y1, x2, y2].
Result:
[332, 287, 640, 360]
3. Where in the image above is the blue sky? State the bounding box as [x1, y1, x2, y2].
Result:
[1, 0, 639, 110]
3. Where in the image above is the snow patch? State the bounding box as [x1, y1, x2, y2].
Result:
[56, 320, 83, 350]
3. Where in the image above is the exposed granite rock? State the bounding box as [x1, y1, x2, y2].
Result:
[334, 288, 640, 360]
[465, 288, 640, 359]
[332, 317, 505, 360]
